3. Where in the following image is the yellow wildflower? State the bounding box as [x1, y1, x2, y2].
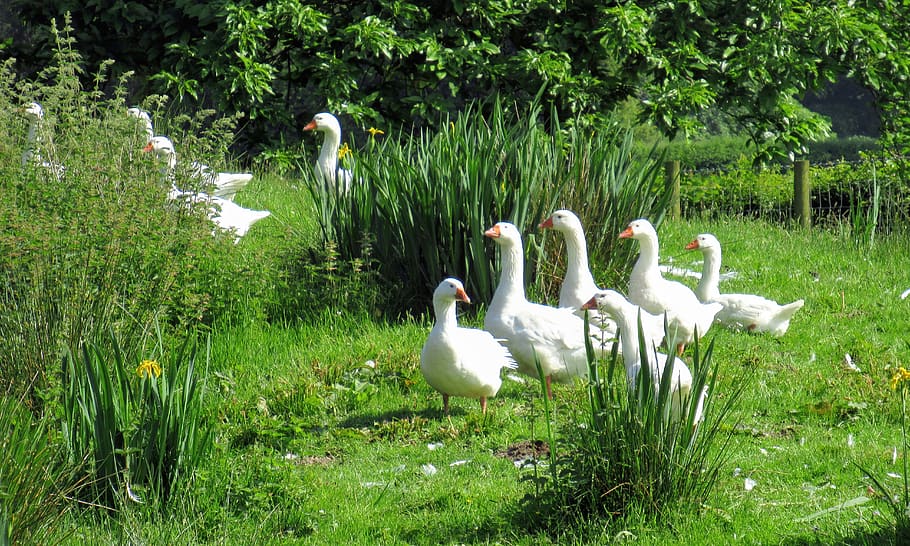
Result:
[890, 367, 910, 390]
[367, 127, 384, 137]
[338, 142, 352, 160]
[137, 359, 162, 379]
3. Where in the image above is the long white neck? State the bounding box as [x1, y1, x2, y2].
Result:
[491, 241, 526, 309]
[432, 297, 458, 331]
[631, 233, 662, 283]
[22, 119, 40, 165]
[562, 228, 596, 292]
[695, 247, 722, 301]
[316, 129, 341, 182]
[611, 302, 642, 365]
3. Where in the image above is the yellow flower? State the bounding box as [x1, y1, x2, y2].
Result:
[890, 367, 910, 390]
[367, 127, 384, 137]
[137, 359, 162, 379]
[338, 142, 352, 160]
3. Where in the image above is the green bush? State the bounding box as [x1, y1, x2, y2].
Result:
[0, 19, 274, 405]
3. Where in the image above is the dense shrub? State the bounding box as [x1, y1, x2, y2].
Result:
[0, 21, 271, 407]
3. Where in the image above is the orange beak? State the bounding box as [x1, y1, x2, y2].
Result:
[618, 226, 633, 239]
[303, 119, 317, 131]
[484, 225, 501, 239]
[684, 239, 699, 251]
[142, 142, 154, 153]
[539, 217, 553, 229]
[580, 296, 597, 310]
[455, 287, 471, 304]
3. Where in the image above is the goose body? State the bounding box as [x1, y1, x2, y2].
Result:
[483, 222, 612, 398]
[686, 233, 804, 336]
[129, 108, 252, 200]
[420, 278, 517, 414]
[539, 210, 621, 334]
[144, 136, 269, 242]
[582, 290, 705, 423]
[303, 112, 353, 191]
[620, 219, 721, 354]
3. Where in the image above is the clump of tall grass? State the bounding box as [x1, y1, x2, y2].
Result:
[305, 100, 672, 312]
[522, 318, 748, 529]
[0, 396, 77, 545]
[60, 328, 211, 508]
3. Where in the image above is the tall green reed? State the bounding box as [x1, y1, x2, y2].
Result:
[305, 99, 671, 312]
[0, 396, 77, 545]
[61, 328, 211, 507]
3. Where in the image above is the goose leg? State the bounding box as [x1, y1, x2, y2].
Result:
[545, 375, 553, 400]
[676, 343, 685, 356]
[443, 394, 450, 415]
[480, 396, 487, 415]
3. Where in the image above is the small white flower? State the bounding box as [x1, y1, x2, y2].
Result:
[364, 360, 376, 368]
[427, 442, 444, 451]
[888, 472, 902, 479]
[759, 447, 768, 456]
[733, 467, 742, 477]
[420, 463, 438, 476]
[847, 434, 854, 447]
[744, 478, 757, 491]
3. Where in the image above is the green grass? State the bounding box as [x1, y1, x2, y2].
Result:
[53, 212, 910, 544]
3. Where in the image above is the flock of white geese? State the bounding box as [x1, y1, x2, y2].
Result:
[421, 212, 805, 419]
[18, 104, 807, 418]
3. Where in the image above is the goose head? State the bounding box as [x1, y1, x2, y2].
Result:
[303, 112, 342, 137]
[484, 222, 522, 248]
[618, 218, 656, 241]
[434, 278, 471, 305]
[581, 289, 627, 315]
[685, 233, 720, 252]
[539, 209, 583, 233]
[22, 102, 44, 121]
[143, 136, 177, 169]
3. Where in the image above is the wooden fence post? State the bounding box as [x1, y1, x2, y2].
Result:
[793, 160, 811, 228]
[665, 160, 681, 219]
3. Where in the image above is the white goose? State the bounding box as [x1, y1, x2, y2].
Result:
[582, 290, 706, 423]
[303, 112, 353, 191]
[686, 233, 804, 336]
[483, 222, 610, 398]
[620, 219, 722, 355]
[128, 108, 252, 200]
[21, 102, 64, 178]
[420, 278, 517, 414]
[143, 136, 270, 242]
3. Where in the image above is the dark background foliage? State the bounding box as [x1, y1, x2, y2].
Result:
[2, 0, 907, 165]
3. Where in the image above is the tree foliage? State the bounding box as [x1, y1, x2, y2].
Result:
[3, 0, 909, 164]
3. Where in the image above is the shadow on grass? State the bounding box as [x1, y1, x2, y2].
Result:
[337, 406, 466, 430]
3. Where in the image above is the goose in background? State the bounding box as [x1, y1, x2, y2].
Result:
[303, 112, 353, 191]
[21, 102, 64, 179]
[483, 222, 613, 398]
[686, 233, 804, 336]
[420, 278, 517, 415]
[582, 290, 706, 423]
[620, 219, 722, 355]
[143, 136, 269, 242]
[539, 209, 621, 335]
[128, 107, 252, 200]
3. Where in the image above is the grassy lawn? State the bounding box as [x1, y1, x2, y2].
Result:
[60, 196, 910, 544]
